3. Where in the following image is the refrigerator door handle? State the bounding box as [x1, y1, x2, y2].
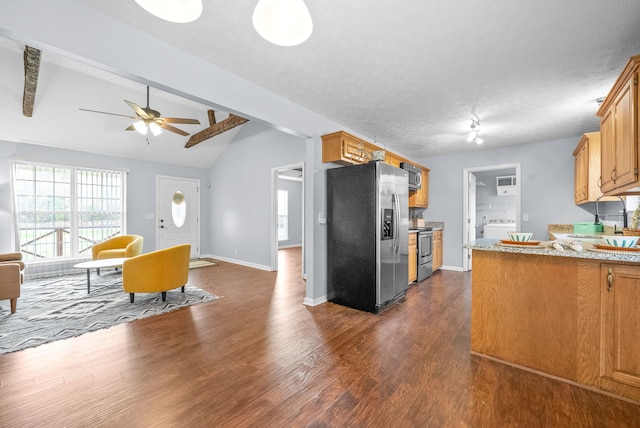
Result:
[392, 193, 400, 253]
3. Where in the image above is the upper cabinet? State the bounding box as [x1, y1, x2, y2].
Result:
[322, 131, 430, 208]
[573, 132, 618, 204]
[322, 131, 378, 165]
[597, 55, 640, 195]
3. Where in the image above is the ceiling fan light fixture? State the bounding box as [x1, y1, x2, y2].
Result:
[134, 0, 203, 23]
[252, 0, 313, 46]
[148, 122, 163, 136]
[133, 120, 148, 135]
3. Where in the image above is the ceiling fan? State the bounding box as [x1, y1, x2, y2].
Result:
[79, 86, 200, 136]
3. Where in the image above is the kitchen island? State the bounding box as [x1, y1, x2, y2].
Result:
[470, 239, 640, 403]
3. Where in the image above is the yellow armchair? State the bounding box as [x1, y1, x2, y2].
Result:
[92, 235, 143, 260]
[122, 244, 190, 303]
[0, 253, 25, 313]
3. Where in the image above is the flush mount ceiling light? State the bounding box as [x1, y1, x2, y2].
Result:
[134, 0, 203, 23]
[252, 0, 313, 46]
[466, 119, 483, 144]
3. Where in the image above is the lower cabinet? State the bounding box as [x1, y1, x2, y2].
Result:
[601, 264, 640, 392]
[432, 229, 442, 271]
[408, 232, 417, 283]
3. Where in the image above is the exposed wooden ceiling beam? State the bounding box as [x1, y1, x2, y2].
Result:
[23, 46, 41, 117]
[185, 111, 248, 148]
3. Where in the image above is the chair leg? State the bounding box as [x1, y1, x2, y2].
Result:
[129, 293, 135, 303]
[10, 298, 17, 314]
[161, 291, 167, 301]
[97, 267, 101, 275]
[181, 285, 185, 293]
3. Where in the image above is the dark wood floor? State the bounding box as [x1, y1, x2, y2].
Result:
[1, 248, 638, 427]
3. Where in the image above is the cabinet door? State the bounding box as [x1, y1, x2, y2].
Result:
[342, 136, 370, 164]
[612, 78, 638, 190]
[600, 109, 616, 193]
[574, 141, 588, 203]
[432, 230, 442, 271]
[601, 265, 640, 389]
[408, 233, 417, 283]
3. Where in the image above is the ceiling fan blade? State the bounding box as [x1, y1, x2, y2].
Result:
[158, 122, 190, 136]
[160, 117, 201, 125]
[79, 108, 137, 119]
[125, 125, 135, 131]
[125, 100, 151, 119]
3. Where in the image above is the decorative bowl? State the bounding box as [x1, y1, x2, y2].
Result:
[507, 232, 533, 242]
[602, 235, 640, 248]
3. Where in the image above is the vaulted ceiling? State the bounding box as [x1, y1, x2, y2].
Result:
[2, 1, 640, 167]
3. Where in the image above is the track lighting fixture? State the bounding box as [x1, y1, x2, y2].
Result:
[466, 119, 483, 144]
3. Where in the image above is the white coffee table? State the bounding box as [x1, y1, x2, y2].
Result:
[73, 258, 128, 293]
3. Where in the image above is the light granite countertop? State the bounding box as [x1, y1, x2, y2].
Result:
[469, 238, 640, 263]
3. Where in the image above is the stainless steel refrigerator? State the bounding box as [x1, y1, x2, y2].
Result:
[327, 161, 409, 313]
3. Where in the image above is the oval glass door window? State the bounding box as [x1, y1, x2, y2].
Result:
[171, 190, 187, 228]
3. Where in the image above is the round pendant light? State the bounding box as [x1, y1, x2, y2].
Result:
[253, 0, 313, 46]
[134, 0, 203, 23]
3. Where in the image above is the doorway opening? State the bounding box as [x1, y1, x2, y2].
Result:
[271, 162, 305, 278]
[463, 163, 521, 271]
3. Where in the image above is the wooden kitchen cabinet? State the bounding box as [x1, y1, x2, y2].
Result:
[432, 229, 442, 271]
[573, 132, 618, 204]
[597, 55, 640, 195]
[600, 264, 640, 393]
[384, 152, 402, 168]
[408, 232, 417, 283]
[409, 168, 429, 208]
[322, 131, 376, 165]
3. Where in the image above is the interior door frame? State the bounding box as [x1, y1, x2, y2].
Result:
[462, 163, 521, 271]
[155, 175, 200, 257]
[271, 162, 305, 276]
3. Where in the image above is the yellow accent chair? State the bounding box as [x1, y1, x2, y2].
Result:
[92, 234, 144, 260]
[122, 244, 191, 303]
[0, 253, 25, 313]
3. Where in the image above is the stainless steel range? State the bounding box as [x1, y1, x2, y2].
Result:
[417, 229, 433, 281]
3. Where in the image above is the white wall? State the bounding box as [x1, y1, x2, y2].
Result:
[208, 122, 306, 268]
[420, 136, 597, 269]
[0, 141, 210, 255]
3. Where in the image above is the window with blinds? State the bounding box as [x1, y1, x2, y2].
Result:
[12, 162, 125, 261]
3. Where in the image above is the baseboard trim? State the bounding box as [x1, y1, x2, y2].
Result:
[303, 295, 327, 306]
[203, 254, 273, 271]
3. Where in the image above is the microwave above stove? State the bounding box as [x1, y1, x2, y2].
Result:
[400, 162, 422, 191]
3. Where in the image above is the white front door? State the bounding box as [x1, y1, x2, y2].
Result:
[156, 176, 200, 258]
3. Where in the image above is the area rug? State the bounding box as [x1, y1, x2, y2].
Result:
[189, 257, 219, 269]
[0, 271, 218, 356]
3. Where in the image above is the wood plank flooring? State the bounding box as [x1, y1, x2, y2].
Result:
[1, 248, 639, 427]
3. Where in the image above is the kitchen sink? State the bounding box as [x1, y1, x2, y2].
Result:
[567, 234, 604, 239]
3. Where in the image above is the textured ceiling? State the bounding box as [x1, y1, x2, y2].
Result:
[2, 1, 640, 167]
[74, 0, 640, 160]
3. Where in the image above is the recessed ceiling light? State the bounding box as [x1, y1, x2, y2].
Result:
[134, 0, 203, 23]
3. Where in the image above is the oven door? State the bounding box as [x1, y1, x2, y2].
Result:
[418, 231, 432, 264]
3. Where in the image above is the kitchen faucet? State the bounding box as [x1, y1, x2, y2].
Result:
[594, 195, 627, 230]
[618, 195, 628, 229]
